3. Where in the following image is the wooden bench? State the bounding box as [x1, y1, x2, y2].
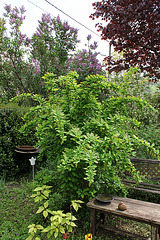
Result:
[87, 196, 160, 240]
[123, 158, 160, 196]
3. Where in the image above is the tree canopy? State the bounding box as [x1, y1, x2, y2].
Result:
[0, 5, 104, 101]
[90, 0, 160, 80]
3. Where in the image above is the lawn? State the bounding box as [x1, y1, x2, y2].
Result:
[0, 180, 37, 239]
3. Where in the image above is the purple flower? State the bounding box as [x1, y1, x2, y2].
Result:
[90, 41, 98, 50]
[20, 5, 26, 14]
[10, 17, 16, 25]
[56, 15, 61, 23]
[63, 21, 69, 30]
[87, 34, 92, 41]
[18, 32, 26, 45]
[41, 13, 51, 24]
[25, 37, 31, 45]
[4, 4, 11, 13]
[13, 6, 19, 14]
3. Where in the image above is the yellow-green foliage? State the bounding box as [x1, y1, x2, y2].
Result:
[18, 72, 159, 201]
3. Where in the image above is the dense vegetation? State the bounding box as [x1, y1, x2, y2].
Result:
[0, 2, 160, 240]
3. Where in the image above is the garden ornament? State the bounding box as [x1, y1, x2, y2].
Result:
[29, 156, 36, 165]
[29, 157, 36, 183]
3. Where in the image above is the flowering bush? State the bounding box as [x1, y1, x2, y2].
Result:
[1, 5, 104, 100]
[1, 5, 79, 99]
[66, 35, 105, 83]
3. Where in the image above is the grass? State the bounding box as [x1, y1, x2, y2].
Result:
[0, 179, 156, 240]
[0, 180, 37, 239]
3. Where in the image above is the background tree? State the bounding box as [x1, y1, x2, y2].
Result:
[90, 0, 160, 80]
[31, 14, 79, 78]
[0, 5, 104, 101]
[0, 5, 79, 100]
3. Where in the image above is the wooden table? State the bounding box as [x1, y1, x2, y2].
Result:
[87, 196, 160, 240]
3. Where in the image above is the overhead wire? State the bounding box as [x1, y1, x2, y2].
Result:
[26, 0, 108, 56]
[45, 0, 102, 39]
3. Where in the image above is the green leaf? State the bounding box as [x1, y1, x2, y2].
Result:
[54, 231, 58, 239]
[50, 215, 59, 222]
[58, 216, 62, 224]
[29, 228, 35, 233]
[59, 226, 65, 234]
[30, 194, 37, 198]
[36, 206, 44, 214]
[45, 186, 52, 189]
[28, 224, 35, 228]
[26, 235, 33, 240]
[70, 222, 77, 227]
[73, 200, 84, 204]
[33, 228, 37, 233]
[47, 209, 54, 215]
[42, 226, 51, 233]
[34, 187, 42, 191]
[72, 202, 78, 212]
[47, 230, 54, 238]
[43, 210, 48, 218]
[36, 225, 44, 230]
[43, 190, 50, 197]
[35, 196, 41, 202]
[44, 201, 49, 208]
[68, 225, 73, 232]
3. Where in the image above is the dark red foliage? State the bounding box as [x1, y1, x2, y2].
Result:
[90, 0, 160, 80]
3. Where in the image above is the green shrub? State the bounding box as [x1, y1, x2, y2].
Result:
[135, 125, 160, 159]
[0, 103, 37, 179]
[26, 185, 83, 240]
[19, 72, 159, 203]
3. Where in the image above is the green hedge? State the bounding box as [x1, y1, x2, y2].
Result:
[0, 103, 37, 179]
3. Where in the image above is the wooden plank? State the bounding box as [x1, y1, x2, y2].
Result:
[98, 223, 149, 240]
[126, 186, 160, 195]
[123, 180, 160, 189]
[130, 158, 160, 164]
[114, 197, 160, 208]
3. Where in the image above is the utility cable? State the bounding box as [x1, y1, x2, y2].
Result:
[27, 0, 49, 14]
[44, 0, 103, 39]
[26, 0, 109, 56]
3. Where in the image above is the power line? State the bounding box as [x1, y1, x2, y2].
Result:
[26, 0, 109, 56]
[45, 0, 103, 39]
[27, 0, 49, 14]
[27, 0, 101, 38]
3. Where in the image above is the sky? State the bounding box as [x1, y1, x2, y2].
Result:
[0, 0, 110, 62]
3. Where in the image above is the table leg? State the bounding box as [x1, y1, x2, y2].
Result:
[90, 209, 96, 236]
[151, 224, 159, 240]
